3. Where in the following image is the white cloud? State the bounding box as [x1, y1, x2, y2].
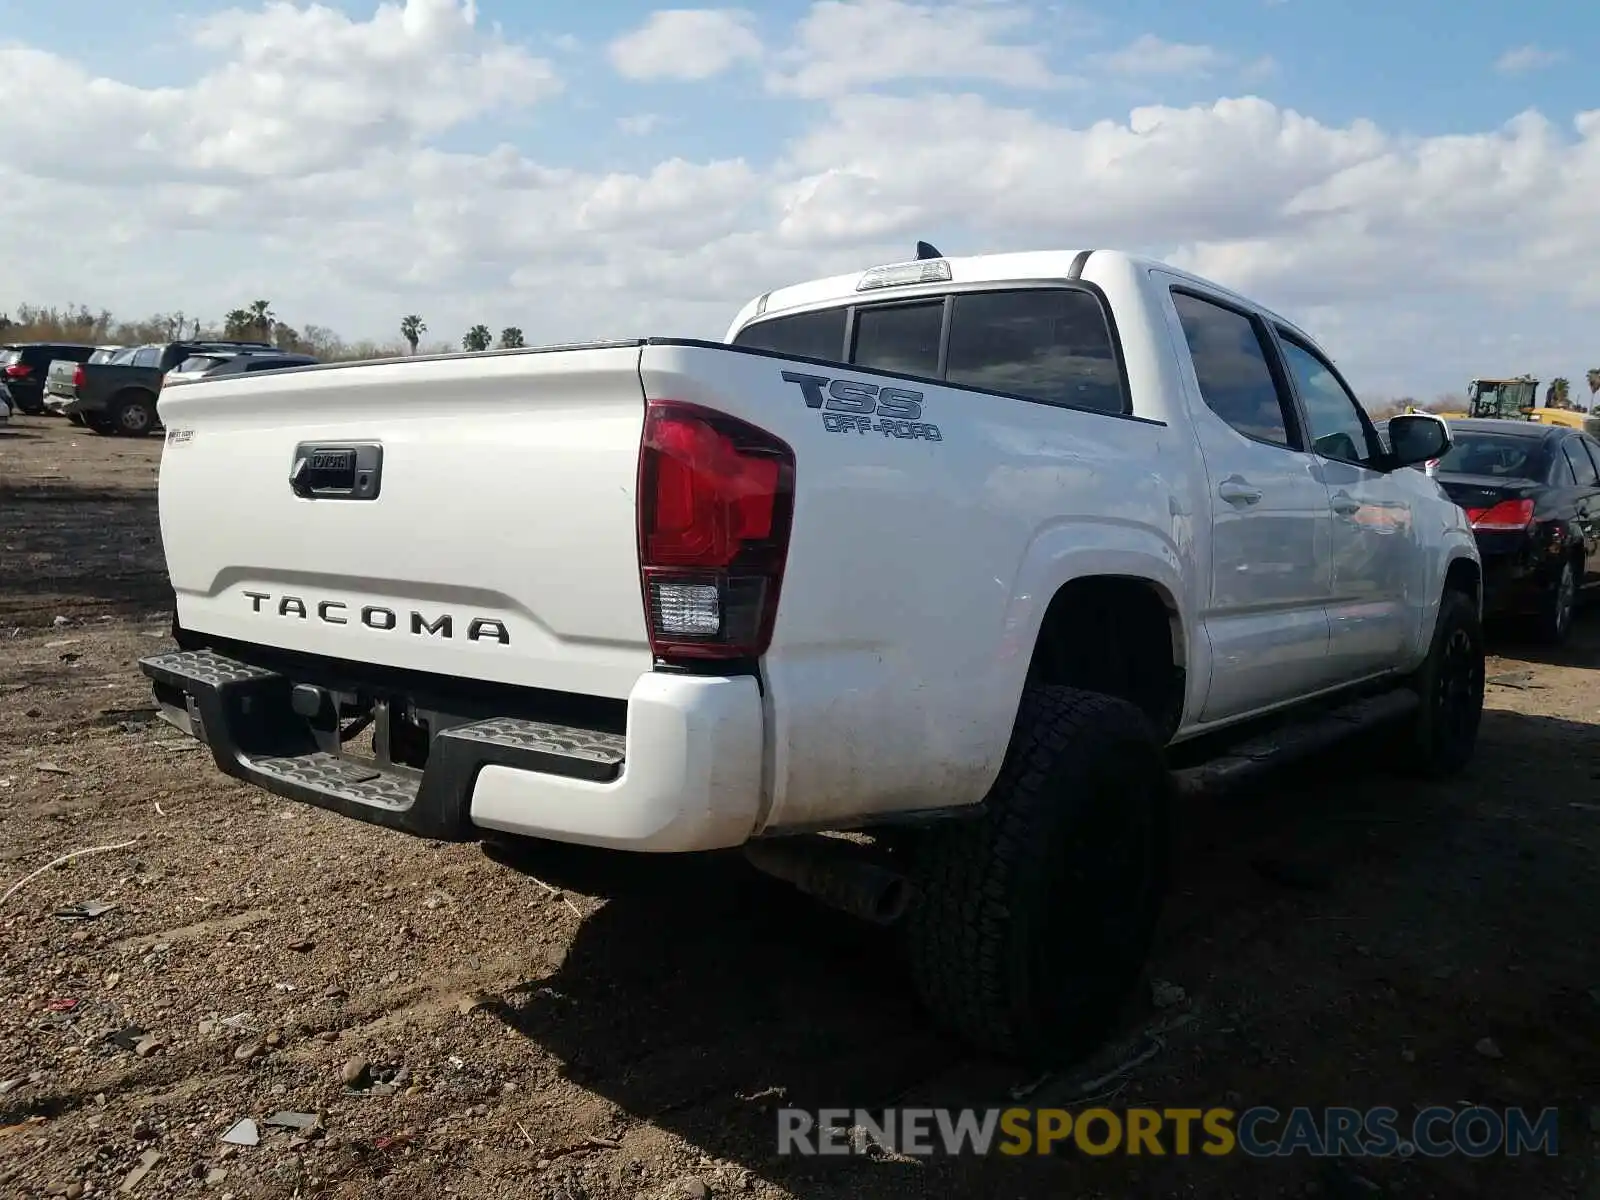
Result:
[767, 0, 1064, 98]
[1096, 34, 1228, 77]
[0, 0, 559, 182]
[607, 9, 764, 81]
[1495, 44, 1565, 75]
[2, 1, 1600, 400]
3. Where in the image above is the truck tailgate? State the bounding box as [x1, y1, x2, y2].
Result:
[44, 359, 77, 400]
[156, 343, 654, 699]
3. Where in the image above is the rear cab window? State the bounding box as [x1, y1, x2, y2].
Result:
[731, 285, 1129, 417]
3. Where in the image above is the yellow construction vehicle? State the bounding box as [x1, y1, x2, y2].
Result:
[1408, 375, 1593, 430]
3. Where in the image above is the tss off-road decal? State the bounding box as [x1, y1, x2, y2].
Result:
[781, 371, 943, 441]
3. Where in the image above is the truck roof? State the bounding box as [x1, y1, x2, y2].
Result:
[725, 247, 1313, 348]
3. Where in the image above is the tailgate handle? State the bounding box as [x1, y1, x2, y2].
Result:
[290, 442, 384, 501]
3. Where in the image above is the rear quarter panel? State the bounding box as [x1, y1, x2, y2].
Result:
[641, 268, 1199, 831]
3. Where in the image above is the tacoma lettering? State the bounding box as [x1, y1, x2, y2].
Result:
[242, 591, 509, 644]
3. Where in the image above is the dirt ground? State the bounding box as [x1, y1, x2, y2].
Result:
[1, 416, 1597, 1200]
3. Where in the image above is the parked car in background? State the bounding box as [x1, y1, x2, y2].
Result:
[43, 338, 275, 436]
[1427, 417, 1600, 643]
[0, 341, 99, 414]
[59, 346, 126, 424]
[0, 378, 12, 424]
[163, 351, 317, 388]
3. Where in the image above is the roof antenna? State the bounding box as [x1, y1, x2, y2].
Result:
[915, 240, 942, 260]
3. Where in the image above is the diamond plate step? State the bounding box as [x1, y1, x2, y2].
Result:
[246, 751, 418, 811]
[141, 649, 279, 688]
[442, 717, 626, 770]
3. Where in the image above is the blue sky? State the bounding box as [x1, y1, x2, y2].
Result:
[0, 0, 1596, 400]
[9, 0, 1591, 152]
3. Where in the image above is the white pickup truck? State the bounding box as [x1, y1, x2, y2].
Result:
[140, 247, 1484, 1064]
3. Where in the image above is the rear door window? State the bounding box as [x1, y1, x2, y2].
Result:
[1171, 291, 1297, 448]
[850, 301, 942, 377]
[133, 347, 161, 368]
[731, 308, 846, 362]
[945, 288, 1124, 413]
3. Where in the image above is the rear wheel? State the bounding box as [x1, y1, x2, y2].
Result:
[904, 685, 1169, 1065]
[111, 392, 157, 437]
[1393, 587, 1485, 780]
[1532, 559, 1577, 646]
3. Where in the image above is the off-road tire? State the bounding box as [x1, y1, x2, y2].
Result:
[1532, 559, 1578, 646]
[904, 685, 1169, 1065]
[1393, 587, 1485, 780]
[111, 391, 158, 437]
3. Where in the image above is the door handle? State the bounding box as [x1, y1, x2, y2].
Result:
[1218, 479, 1263, 506]
[1331, 491, 1362, 517]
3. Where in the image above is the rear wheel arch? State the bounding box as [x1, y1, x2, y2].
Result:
[1024, 574, 1187, 743]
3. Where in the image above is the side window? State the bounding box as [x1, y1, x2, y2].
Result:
[945, 289, 1124, 413]
[1276, 335, 1379, 466]
[1565, 440, 1600, 487]
[1550, 448, 1577, 486]
[133, 347, 160, 368]
[732, 307, 847, 362]
[850, 300, 942, 377]
[1170, 291, 1295, 447]
[1583, 438, 1600, 484]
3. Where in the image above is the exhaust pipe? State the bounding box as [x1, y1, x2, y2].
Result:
[743, 835, 913, 926]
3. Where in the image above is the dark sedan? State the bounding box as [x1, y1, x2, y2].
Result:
[1428, 418, 1600, 643]
[0, 341, 98, 414]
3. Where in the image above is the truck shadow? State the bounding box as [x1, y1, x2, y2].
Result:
[1484, 607, 1600, 670]
[481, 705, 1599, 1196]
[0, 478, 169, 625]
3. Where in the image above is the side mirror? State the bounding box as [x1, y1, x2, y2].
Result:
[1385, 413, 1451, 470]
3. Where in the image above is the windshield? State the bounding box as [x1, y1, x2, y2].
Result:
[1434, 432, 1543, 479]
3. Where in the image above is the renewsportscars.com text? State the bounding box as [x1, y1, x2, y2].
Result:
[777, 1105, 1560, 1159]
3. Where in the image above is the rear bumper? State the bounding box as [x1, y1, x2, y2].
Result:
[1478, 542, 1565, 615]
[138, 647, 765, 853]
[8, 382, 45, 413]
[44, 392, 90, 416]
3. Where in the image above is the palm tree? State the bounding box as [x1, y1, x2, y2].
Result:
[400, 315, 426, 355]
[462, 325, 492, 352]
[1587, 368, 1600, 406]
[247, 300, 274, 341]
[1547, 377, 1571, 410]
[498, 326, 524, 349]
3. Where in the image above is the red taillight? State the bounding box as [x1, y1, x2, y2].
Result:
[3, 364, 29, 378]
[637, 400, 795, 662]
[1464, 498, 1534, 531]
[72, 365, 85, 389]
